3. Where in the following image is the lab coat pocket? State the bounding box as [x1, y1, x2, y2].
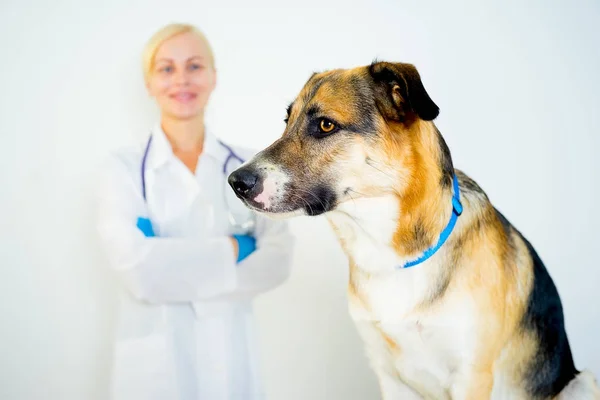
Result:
[111, 334, 173, 400]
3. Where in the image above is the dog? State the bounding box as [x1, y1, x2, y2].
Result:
[227, 61, 600, 399]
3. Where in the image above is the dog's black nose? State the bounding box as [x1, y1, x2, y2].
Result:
[228, 168, 259, 198]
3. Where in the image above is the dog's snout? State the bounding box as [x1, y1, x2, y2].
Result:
[228, 167, 259, 198]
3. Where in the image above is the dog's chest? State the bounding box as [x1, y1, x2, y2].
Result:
[329, 197, 476, 394]
[352, 290, 475, 397]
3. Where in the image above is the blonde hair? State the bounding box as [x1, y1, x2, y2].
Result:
[142, 23, 215, 82]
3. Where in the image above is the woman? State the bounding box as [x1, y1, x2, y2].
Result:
[95, 23, 294, 400]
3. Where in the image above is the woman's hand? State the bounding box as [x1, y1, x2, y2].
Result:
[231, 235, 257, 263]
[230, 237, 239, 260]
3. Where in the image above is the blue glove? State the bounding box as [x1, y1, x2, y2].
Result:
[136, 217, 156, 237]
[232, 234, 256, 263]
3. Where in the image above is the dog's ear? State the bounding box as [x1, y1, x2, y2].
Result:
[369, 61, 439, 123]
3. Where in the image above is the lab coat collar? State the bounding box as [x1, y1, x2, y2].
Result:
[202, 128, 229, 163]
[146, 124, 172, 170]
[147, 123, 229, 170]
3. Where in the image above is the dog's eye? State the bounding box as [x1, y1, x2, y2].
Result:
[319, 119, 336, 133]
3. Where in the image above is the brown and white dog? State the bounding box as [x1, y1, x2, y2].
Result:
[228, 61, 600, 399]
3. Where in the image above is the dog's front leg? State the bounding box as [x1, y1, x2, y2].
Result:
[449, 369, 494, 400]
[377, 370, 423, 400]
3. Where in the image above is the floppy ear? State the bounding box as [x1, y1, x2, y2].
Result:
[369, 61, 439, 123]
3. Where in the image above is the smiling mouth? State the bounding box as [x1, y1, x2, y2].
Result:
[171, 93, 197, 103]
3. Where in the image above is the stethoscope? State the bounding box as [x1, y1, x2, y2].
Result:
[141, 134, 257, 234]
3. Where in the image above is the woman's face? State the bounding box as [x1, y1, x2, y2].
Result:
[146, 32, 216, 121]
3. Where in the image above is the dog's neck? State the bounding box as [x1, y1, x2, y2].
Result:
[391, 120, 456, 261]
[327, 120, 457, 274]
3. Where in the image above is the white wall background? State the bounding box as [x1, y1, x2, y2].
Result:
[1, 0, 599, 399]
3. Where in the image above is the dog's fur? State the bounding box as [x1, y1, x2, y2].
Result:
[228, 61, 600, 399]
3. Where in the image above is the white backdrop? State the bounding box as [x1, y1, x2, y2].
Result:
[1, 0, 599, 399]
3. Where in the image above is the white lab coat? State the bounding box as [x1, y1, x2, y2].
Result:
[94, 124, 294, 400]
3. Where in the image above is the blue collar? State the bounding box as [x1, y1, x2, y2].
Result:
[399, 174, 463, 269]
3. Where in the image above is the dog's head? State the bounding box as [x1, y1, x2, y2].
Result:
[228, 61, 450, 218]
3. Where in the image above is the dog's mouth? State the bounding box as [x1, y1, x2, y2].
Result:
[238, 194, 299, 216]
[283, 183, 338, 216]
